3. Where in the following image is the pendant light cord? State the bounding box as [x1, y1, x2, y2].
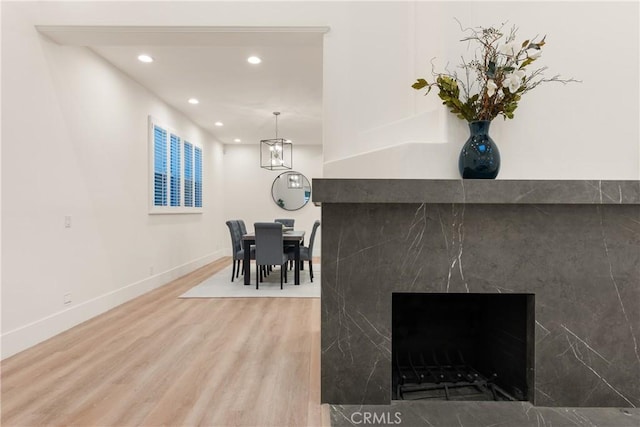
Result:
[273, 111, 280, 139]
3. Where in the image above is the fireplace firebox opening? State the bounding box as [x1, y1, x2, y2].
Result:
[392, 293, 534, 402]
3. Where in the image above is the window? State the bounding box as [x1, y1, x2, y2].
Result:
[184, 142, 193, 207]
[149, 116, 203, 213]
[170, 134, 181, 207]
[195, 146, 202, 207]
[153, 126, 168, 207]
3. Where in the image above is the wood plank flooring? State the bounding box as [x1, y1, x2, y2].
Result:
[1, 257, 326, 427]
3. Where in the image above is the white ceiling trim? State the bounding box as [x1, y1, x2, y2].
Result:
[36, 25, 330, 46]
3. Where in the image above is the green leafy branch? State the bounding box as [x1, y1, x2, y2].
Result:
[412, 21, 580, 122]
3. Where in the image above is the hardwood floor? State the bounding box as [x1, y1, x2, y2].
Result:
[1, 257, 327, 427]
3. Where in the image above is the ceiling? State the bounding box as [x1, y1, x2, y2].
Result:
[38, 26, 326, 145]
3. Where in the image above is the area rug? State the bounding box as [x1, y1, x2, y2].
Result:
[179, 264, 320, 298]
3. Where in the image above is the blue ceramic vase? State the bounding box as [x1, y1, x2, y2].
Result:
[458, 120, 500, 179]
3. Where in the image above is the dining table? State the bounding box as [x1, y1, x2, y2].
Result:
[242, 230, 306, 286]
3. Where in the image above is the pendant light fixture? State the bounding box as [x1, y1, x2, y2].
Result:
[260, 112, 292, 170]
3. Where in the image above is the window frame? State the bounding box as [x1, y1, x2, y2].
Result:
[148, 116, 203, 214]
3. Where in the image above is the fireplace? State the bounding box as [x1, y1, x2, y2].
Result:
[315, 179, 640, 407]
[392, 293, 534, 402]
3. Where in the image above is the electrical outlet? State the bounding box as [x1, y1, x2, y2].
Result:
[64, 293, 72, 305]
[64, 216, 72, 228]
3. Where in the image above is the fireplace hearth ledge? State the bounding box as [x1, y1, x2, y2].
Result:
[329, 402, 640, 427]
[316, 179, 640, 408]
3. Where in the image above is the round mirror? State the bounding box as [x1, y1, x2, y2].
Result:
[271, 171, 312, 211]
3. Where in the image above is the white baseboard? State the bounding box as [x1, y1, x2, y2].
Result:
[1, 250, 223, 360]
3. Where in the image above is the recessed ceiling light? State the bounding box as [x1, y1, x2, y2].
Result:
[233, 138, 242, 143]
[214, 121, 224, 127]
[137, 54, 153, 63]
[247, 56, 262, 65]
[188, 98, 199, 105]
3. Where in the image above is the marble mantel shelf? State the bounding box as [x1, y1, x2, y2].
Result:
[312, 179, 640, 205]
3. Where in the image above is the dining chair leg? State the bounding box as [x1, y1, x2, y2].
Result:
[280, 266, 284, 289]
[309, 260, 314, 282]
[238, 260, 243, 278]
[256, 264, 259, 289]
[231, 260, 236, 282]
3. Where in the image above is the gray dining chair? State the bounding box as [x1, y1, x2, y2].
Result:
[225, 220, 254, 282]
[274, 218, 295, 228]
[275, 218, 296, 268]
[237, 219, 248, 235]
[290, 220, 320, 282]
[254, 222, 289, 289]
[236, 219, 265, 274]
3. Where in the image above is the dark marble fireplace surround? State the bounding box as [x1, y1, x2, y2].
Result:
[313, 179, 640, 408]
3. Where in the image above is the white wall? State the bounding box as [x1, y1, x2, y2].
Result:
[222, 144, 323, 255]
[326, 1, 640, 179]
[6, 1, 640, 179]
[415, 1, 640, 180]
[5, 2, 635, 179]
[1, 3, 226, 358]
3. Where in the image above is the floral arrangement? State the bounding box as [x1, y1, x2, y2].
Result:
[412, 22, 578, 122]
